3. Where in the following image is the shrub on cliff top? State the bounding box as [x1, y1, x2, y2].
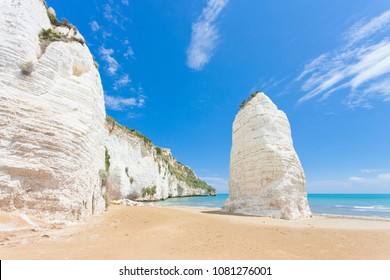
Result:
[47, 10, 61, 26]
[240, 90, 261, 110]
[39, 28, 85, 46]
[127, 128, 152, 145]
[46, 5, 77, 33]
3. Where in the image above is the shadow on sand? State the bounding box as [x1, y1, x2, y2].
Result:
[200, 210, 253, 217]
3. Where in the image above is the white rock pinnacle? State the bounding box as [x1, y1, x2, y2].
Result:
[223, 92, 311, 219]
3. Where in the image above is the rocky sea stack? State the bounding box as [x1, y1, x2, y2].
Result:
[223, 92, 311, 219]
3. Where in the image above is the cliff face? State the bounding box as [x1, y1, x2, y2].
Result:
[0, 0, 214, 221]
[223, 92, 311, 220]
[105, 117, 216, 201]
[0, 0, 106, 220]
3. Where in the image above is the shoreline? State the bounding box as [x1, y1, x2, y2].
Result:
[148, 203, 390, 223]
[1, 205, 390, 259]
[147, 193, 390, 220]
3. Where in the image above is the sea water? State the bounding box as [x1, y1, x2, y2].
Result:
[308, 194, 390, 218]
[151, 194, 390, 218]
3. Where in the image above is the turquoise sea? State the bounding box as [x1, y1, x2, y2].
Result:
[151, 194, 390, 218]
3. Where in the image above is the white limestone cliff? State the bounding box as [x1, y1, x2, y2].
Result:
[0, 0, 214, 222]
[0, 0, 106, 220]
[105, 117, 216, 201]
[223, 92, 311, 220]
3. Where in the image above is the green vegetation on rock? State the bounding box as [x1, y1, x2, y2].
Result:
[39, 28, 85, 46]
[105, 147, 110, 173]
[106, 115, 152, 145]
[177, 184, 184, 196]
[168, 162, 215, 194]
[129, 128, 152, 145]
[141, 185, 157, 198]
[240, 90, 261, 110]
[105, 115, 216, 197]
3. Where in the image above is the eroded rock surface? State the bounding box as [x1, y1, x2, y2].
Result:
[0, 0, 106, 220]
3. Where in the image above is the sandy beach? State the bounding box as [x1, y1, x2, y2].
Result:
[1, 205, 390, 260]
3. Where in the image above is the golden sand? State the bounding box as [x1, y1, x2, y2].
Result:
[1, 205, 390, 259]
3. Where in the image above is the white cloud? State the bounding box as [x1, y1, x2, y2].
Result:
[113, 74, 131, 89]
[90, 21, 100, 32]
[308, 172, 390, 194]
[124, 46, 135, 58]
[348, 176, 365, 183]
[345, 10, 390, 45]
[378, 173, 390, 180]
[103, 4, 118, 25]
[297, 10, 390, 108]
[99, 47, 120, 75]
[104, 94, 144, 111]
[103, 1, 129, 27]
[121, 0, 129, 6]
[127, 112, 142, 119]
[102, 31, 112, 39]
[360, 168, 384, 174]
[186, 0, 229, 70]
[296, 54, 328, 82]
[201, 176, 228, 192]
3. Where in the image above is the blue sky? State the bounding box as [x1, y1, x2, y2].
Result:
[47, 0, 390, 194]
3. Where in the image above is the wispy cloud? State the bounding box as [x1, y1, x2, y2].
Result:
[103, 4, 115, 24]
[124, 46, 135, 59]
[90, 21, 100, 32]
[104, 94, 145, 111]
[99, 47, 120, 75]
[186, 0, 229, 70]
[360, 168, 384, 174]
[92, 1, 143, 113]
[308, 172, 390, 194]
[126, 112, 142, 119]
[297, 10, 390, 108]
[103, 3, 119, 25]
[346, 10, 390, 45]
[250, 76, 290, 97]
[103, 0, 129, 27]
[113, 74, 131, 89]
[201, 176, 228, 192]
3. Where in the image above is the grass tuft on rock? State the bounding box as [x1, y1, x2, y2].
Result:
[240, 90, 261, 110]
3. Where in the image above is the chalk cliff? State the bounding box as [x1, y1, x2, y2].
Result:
[223, 92, 311, 219]
[0, 0, 106, 220]
[105, 117, 215, 201]
[0, 0, 214, 221]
